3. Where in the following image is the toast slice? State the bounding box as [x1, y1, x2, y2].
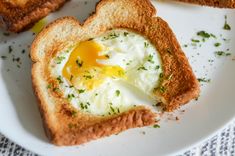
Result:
[0, 0, 69, 32]
[173, 0, 235, 8]
[31, 0, 200, 146]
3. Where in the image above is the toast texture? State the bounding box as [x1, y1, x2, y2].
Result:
[31, 0, 200, 146]
[174, 0, 235, 8]
[0, 0, 69, 32]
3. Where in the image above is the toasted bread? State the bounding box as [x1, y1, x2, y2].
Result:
[0, 0, 69, 32]
[31, 0, 199, 146]
[173, 0, 235, 8]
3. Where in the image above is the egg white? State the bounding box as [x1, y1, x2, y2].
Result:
[49, 29, 163, 116]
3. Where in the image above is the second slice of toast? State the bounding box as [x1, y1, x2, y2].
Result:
[0, 0, 69, 32]
[173, 0, 235, 8]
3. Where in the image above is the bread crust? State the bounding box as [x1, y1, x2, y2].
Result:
[174, 0, 235, 8]
[0, 0, 69, 32]
[31, 0, 199, 146]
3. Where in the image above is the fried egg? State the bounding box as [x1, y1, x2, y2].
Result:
[50, 29, 163, 116]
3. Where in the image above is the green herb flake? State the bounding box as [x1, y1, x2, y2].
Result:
[83, 75, 93, 80]
[147, 54, 154, 64]
[197, 31, 211, 38]
[215, 51, 231, 57]
[1, 56, 7, 60]
[77, 89, 85, 94]
[103, 33, 119, 40]
[3, 32, 10, 36]
[124, 32, 129, 37]
[67, 94, 75, 101]
[70, 75, 74, 81]
[76, 59, 83, 67]
[197, 78, 211, 83]
[223, 15, 231, 31]
[56, 76, 63, 84]
[153, 124, 160, 128]
[137, 65, 147, 71]
[53, 87, 60, 92]
[105, 54, 110, 58]
[191, 39, 200, 43]
[56, 56, 66, 64]
[80, 103, 85, 110]
[144, 42, 149, 48]
[8, 46, 13, 53]
[159, 86, 166, 93]
[214, 43, 221, 47]
[115, 90, 120, 96]
[155, 65, 160, 70]
[47, 84, 52, 89]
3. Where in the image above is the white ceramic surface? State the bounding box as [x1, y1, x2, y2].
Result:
[0, 1, 235, 155]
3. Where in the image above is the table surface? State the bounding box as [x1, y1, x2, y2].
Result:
[0, 119, 235, 156]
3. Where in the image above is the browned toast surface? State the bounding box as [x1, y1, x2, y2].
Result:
[0, 0, 69, 32]
[174, 0, 235, 8]
[31, 0, 199, 146]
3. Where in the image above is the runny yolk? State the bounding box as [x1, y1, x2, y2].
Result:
[62, 40, 125, 90]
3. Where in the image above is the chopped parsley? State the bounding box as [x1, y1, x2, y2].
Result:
[1, 56, 7, 60]
[52, 87, 60, 92]
[147, 54, 154, 63]
[124, 32, 129, 37]
[83, 75, 93, 80]
[223, 15, 231, 30]
[197, 31, 211, 38]
[214, 42, 221, 47]
[77, 89, 85, 94]
[67, 94, 75, 101]
[8, 46, 13, 53]
[144, 42, 149, 48]
[80, 102, 89, 110]
[55, 56, 65, 64]
[3, 32, 10, 36]
[56, 76, 63, 84]
[158, 86, 166, 93]
[70, 75, 74, 81]
[197, 78, 211, 83]
[108, 103, 120, 115]
[155, 65, 160, 70]
[115, 90, 120, 96]
[215, 51, 231, 57]
[137, 65, 147, 71]
[76, 59, 83, 67]
[191, 39, 200, 43]
[103, 33, 119, 40]
[47, 84, 52, 89]
[153, 124, 160, 128]
[105, 54, 110, 58]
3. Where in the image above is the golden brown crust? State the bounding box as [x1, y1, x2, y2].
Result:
[174, 0, 235, 8]
[0, 0, 69, 32]
[31, 0, 199, 146]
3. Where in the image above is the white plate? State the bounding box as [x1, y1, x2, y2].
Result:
[0, 1, 235, 155]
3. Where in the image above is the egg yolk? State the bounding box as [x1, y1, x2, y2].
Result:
[62, 41, 125, 90]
